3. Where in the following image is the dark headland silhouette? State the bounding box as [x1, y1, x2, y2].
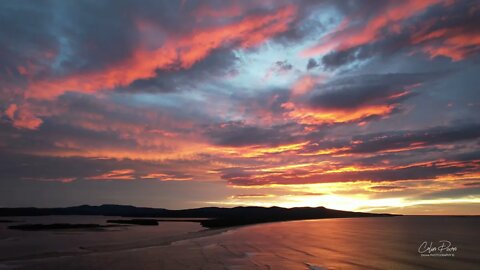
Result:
[1, 204, 396, 229]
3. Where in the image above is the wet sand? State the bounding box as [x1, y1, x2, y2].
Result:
[0, 216, 216, 262]
[1, 216, 479, 269]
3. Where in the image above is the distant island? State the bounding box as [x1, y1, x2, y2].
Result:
[0, 219, 15, 223]
[8, 223, 121, 231]
[1, 204, 397, 229]
[107, 218, 160, 226]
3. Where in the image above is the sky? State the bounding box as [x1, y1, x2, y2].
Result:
[1, 0, 480, 215]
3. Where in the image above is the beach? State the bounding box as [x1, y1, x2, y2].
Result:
[1, 216, 479, 269]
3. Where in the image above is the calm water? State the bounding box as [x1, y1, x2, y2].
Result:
[1, 216, 479, 269]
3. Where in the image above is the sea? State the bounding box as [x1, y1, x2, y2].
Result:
[0, 216, 479, 269]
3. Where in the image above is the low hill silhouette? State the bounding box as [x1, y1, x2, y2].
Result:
[0, 204, 396, 228]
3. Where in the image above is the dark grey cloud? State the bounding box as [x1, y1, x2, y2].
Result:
[274, 60, 293, 72]
[0, 0, 295, 85]
[0, 153, 134, 181]
[0, 149, 209, 184]
[0, 0, 140, 79]
[205, 121, 300, 147]
[305, 73, 441, 111]
[306, 58, 319, 70]
[346, 123, 480, 154]
[225, 158, 479, 186]
[126, 48, 239, 93]
[0, 120, 140, 156]
[464, 182, 480, 187]
[270, 0, 331, 45]
[0, 0, 256, 78]
[327, 0, 388, 17]
[297, 123, 480, 174]
[0, 93, 200, 156]
[321, 0, 480, 70]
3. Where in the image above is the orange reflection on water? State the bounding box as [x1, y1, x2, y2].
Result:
[193, 216, 479, 269]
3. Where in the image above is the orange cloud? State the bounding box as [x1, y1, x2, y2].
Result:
[412, 27, 480, 61]
[42, 140, 211, 161]
[291, 75, 326, 96]
[281, 102, 394, 125]
[87, 169, 135, 180]
[24, 6, 297, 100]
[4, 103, 43, 130]
[298, 146, 351, 156]
[210, 141, 310, 158]
[141, 173, 192, 181]
[223, 154, 480, 188]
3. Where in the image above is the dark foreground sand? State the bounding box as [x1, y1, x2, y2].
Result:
[1, 216, 479, 270]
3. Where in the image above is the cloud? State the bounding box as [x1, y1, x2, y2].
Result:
[205, 121, 300, 147]
[291, 74, 325, 96]
[307, 74, 423, 109]
[0, 92, 209, 161]
[1, 1, 300, 131]
[265, 60, 294, 79]
[216, 121, 480, 187]
[126, 48, 239, 93]
[4, 103, 43, 130]
[20, 5, 297, 100]
[224, 158, 480, 186]
[292, 123, 480, 158]
[368, 185, 407, 192]
[302, 0, 441, 57]
[303, 0, 480, 70]
[306, 58, 319, 70]
[87, 169, 136, 181]
[274, 60, 293, 72]
[0, 151, 206, 184]
[344, 123, 480, 154]
[282, 73, 436, 125]
[410, 1, 480, 61]
[0, 1, 58, 79]
[0, 153, 129, 181]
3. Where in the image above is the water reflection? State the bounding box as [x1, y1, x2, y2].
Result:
[3, 216, 479, 270]
[187, 217, 480, 269]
